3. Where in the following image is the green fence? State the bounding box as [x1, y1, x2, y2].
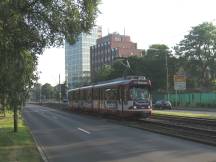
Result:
[153, 92, 216, 107]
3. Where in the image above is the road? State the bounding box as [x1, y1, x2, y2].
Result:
[23, 104, 216, 162]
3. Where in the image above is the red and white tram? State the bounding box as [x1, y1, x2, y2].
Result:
[68, 76, 152, 118]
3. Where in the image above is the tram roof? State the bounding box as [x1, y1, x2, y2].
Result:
[93, 79, 132, 88]
[68, 77, 150, 92]
[68, 85, 92, 92]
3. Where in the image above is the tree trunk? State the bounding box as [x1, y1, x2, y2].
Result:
[2, 98, 6, 117]
[201, 66, 207, 88]
[13, 105, 18, 132]
[3, 105, 6, 117]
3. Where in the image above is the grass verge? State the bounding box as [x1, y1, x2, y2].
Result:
[153, 110, 216, 119]
[0, 111, 43, 162]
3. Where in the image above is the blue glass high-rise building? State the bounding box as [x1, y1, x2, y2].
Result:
[65, 27, 102, 89]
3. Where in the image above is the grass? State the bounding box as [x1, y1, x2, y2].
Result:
[153, 110, 216, 119]
[0, 111, 43, 162]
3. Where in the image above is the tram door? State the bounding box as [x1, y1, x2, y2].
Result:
[119, 86, 124, 112]
[99, 88, 103, 109]
[119, 86, 128, 112]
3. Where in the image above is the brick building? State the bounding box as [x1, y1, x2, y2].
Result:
[90, 33, 142, 81]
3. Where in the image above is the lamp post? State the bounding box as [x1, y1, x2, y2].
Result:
[38, 71, 42, 104]
[165, 52, 169, 100]
[59, 74, 61, 104]
[148, 48, 169, 100]
[115, 57, 133, 78]
[39, 84, 42, 104]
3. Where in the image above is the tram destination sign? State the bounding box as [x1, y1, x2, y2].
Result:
[174, 75, 186, 90]
[133, 80, 148, 85]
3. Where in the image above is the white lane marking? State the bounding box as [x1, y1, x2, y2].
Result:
[78, 128, 91, 134]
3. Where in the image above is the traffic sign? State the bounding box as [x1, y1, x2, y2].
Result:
[174, 75, 186, 90]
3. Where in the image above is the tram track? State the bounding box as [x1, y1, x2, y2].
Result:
[133, 115, 216, 146]
[150, 114, 216, 128]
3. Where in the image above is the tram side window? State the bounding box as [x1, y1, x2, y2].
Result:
[80, 90, 85, 100]
[71, 92, 76, 100]
[119, 87, 128, 101]
[69, 92, 72, 101]
[101, 88, 105, 100]
[105, 88, 111, 100]
[84, 90, 87, 100]
[93, 88, 99, 100]
[105, 88, 118, 100]
[93, 89, 96, 100]
[125, 87, 129, 101]
[75, 91, 79, 100]
[70, 92, 74, 100]
[86, 89, 92, 101]
[71, 91, 74, 100]
[83, 90, 86, 100]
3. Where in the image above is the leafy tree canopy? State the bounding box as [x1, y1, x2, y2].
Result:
[0, 0, 100, 131]
[145, 44, 170, 60]
[175, 22, 216, 87]
[0, 0, 100, 55]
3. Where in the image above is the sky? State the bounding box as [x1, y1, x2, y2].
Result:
[37, 0, 216, 86]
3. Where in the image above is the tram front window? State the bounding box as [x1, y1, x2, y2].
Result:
[130, 87, 149, 101]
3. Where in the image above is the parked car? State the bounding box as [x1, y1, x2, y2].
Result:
[154, 100, 172, 109]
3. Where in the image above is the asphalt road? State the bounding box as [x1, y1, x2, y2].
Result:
[23, 104, 216, 162]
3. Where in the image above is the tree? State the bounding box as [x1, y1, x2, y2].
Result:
[94, 44, 178, 92]
[53, 82, 67, 101]
[94, 65, 114, 82]
[0, 50, 37, 132]
[145, 44, 169, 60]
[60, 81, 68, 100]
[41, 83, 54, 101]
[0, 0, 99, 132]
[144, 44, 177, 91]
[30, 83, 42, 102]
[94, 48, 173, 91]
[175, 22, 216, 89]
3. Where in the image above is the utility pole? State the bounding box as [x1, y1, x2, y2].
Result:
[149, 47, 170, 100]
[59, 74, 61, 104]
[165, 52, 169, 100]
[39, 84, 42, 104]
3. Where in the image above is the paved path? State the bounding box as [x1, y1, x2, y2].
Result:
[23, 104, 216, 162]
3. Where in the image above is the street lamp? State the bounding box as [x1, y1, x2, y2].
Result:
[165, 52, 169, 100]
[114, 57, 133, 78]
[59, 74, 61, 104]
[39, 84, 42, 104]
[148, 48, 169, 100]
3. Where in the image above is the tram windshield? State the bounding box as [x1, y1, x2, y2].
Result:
[130, 87, 150, 101]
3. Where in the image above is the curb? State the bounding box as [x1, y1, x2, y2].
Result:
[22, 111, 49, 162]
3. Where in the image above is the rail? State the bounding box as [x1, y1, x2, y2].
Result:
[135, 115, 216, 146]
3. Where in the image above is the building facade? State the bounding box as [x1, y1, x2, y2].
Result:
[65, 27, 102, 89]
[90, 33, 142, 81]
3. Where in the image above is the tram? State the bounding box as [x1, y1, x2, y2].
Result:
[68, 76, 152, 118]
